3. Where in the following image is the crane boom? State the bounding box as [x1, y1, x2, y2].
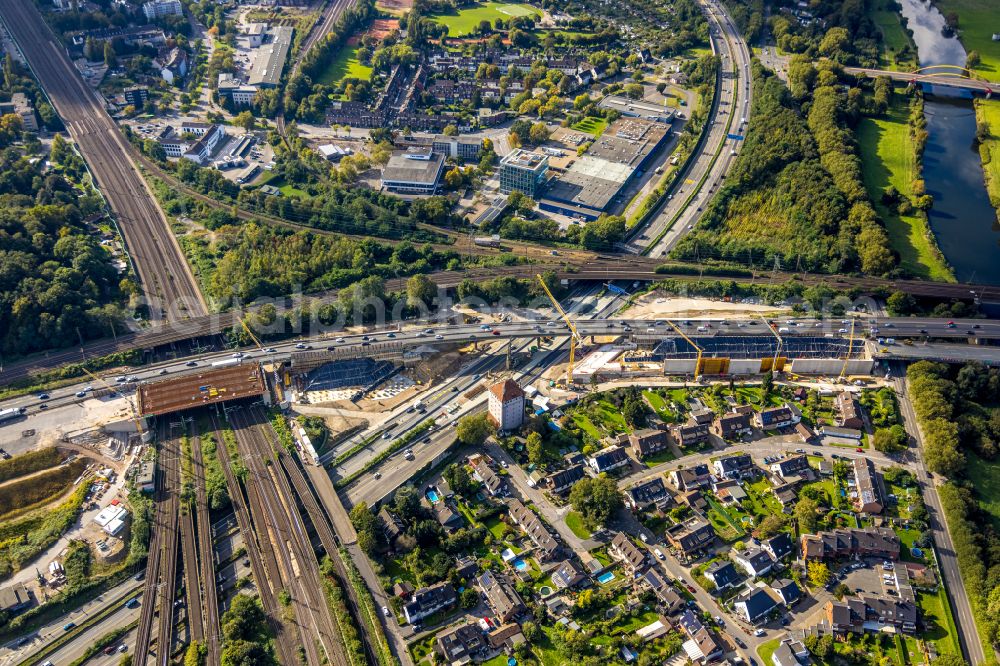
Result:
[663, 320, 704, 380]
[535, 274, 582, 384]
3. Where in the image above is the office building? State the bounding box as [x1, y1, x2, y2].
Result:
[498, 149, 548, 197]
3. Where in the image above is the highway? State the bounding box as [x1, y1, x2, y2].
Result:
[0, 0, 207, 322]
[628, 0, 753, 256]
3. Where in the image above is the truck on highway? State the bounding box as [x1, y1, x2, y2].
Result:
[0, 407, 26, 425]
[211, 358, 243, 368]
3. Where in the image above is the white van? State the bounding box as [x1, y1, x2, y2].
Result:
[778, 327, 790, 334]
[697, 326, 708, 332]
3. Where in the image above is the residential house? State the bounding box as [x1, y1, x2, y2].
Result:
[800, 527, 900, 561]
[762, 533, 794, 561]
[757, 405, 797, 430]
[377, 507, 405, 548]
[666, 516, 715, 558]
[670, 419, 710, 449]
[472, 459, 507, 497]
[624, 477, 673, 511]
[640, 568, 684, 614]
[455, 556, 478, 581]
[713, 411, 753, 440]
[770, 578, 802, 606]
[505, 498, 561, 561]
[544, 465, 585, 494]
[677, 489, 708, 511]
[434, 503, 463, 532]
[488, 622, 526, 652]
[609, 532, 648, 576]
[587, 445, 630, 474]
[677, 609, 723, 663]
[669, 464, 712, 490]
[478, 571, 525, 623]
[770, 455, 812, 481]
[691, 408, 715, 425]
[629, 428, 671, 460]
[835, 392, 865, 430]
[825, 594, 917, 635]
[772, 638, 810, 666]
[734, 587, 778, 624]
[392, 581, 414, 599]
[704, 560, 741, 591]
[403, 581, 457, 624]
[550, 559, 586, 590]
[435, 623, 487, 663]
[157, 47, 188, 84]
[713, 454, 756, 480]
[714, 480, 748, 506]
[732, 547, 775, 578]
[852, 457, 886, 515]
[794, 422, 815, 443]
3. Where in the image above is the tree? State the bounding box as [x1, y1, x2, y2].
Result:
[621, 390, 648, 428]
[526, 430, 545, 465]
[761, 370, 774, 397]
[104, 41, 117, 68]
[833, 583, 851, 599]
[443, 124, 458, 136]
[794, 496, 819, 533]
[444, 167, 464, 190]
[443, 463, 477, 496]
[886, 291, 916, 316]
[234, 110, 255, 132]
[807, 561, 831, 588]
[967, 51, 981, 69]
[456, 413, 496, 445]
[460, 587, 479, 608]
[756, 514, 788, 540]
[393, 485, 423, 522]
[569, 476, 624, 528]
[873, 425, 908, 453]
[406, 273, 436, 309]
[528, 122, 550, 144]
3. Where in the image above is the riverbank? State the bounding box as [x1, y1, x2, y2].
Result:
[931, 0, 1000, 81]
[858, 96, 954, 281]
[867, 0, 918, 71]
[974, 98, 1000, 213]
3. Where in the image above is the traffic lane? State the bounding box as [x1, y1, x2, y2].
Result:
[42, 605, 139, 666]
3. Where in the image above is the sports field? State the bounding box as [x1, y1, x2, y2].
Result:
[429, 2, 541, 37]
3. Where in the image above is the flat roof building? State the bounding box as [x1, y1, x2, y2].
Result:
[248, 26, 293, 88]
[598, 95, 676, 123]
[540, 117, 669, 217]
[498, 149, 548, 197]
[380, 149, 445, 195]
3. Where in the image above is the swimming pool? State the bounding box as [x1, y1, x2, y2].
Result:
[426, 489, 440, 503]
[513, 558, 528, 572]
[597, 571, 615, 584]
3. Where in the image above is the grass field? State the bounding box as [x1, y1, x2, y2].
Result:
[429, 2, 541, 37]
[572, 116, 608, 136]
[857, 101, 954, 281]
[975, 99, 1000, 210]
[565, 511, 591, 539]
[757, 638, 781, 664]
[314, 42, 373, 86]
[964, 451, 1000, 531]
[917, 587, 961, 655]
[933, 0, 1000, 82]
[867, 0, 918, 71]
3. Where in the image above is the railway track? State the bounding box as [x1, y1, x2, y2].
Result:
[154, 425, 182, 666]
[191, 430, 222, 665]
[132, 431, 166, 666]
[0, 0, 206, 322]
[228, 407, 350, 666]
[207, 411, 300, 666]
[179, 503, 204, 645]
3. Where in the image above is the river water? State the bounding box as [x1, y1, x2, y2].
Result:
[898, 0, 1000, 284]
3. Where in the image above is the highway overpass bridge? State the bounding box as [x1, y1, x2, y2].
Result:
[846, 65, 999, 97]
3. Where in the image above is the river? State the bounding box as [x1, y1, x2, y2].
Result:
[898, 0, 1000, 284]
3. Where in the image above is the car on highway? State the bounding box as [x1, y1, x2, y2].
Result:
[38, 393, 50, 400]
[63, 622, 76, 631]
[492, 330, 500, 335]
[265, 347, 277, 353]
[373, 471, 382, 479]
[387, 332, 396, 338]
[335, 337, 345, 343]
[186, 361, 198, 367]
[435, 334, 444, 340]
[159, 368, 169, 375]
[295, 342, 307, 349]
[125, 598, 140, 609]
[75, 391, 86, 397]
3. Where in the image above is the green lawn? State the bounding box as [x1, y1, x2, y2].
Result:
[315, 42, 373, 86]
[428, 2, 541, 37]
[975, 99, 1000, 210]
[857, 101, 954, 281]
[917, 587, 961, 655]
[643, 450, 676, 467]
[867, 0, 918, 70]
[571, 413, 603, 441]
[565, 511, 592, 539]
[572, 116, 608, 137]
[933, 0, 1000, 82]
[706, 496, 745, 541]
[757, 638, 781, 664]
[964, 450, 1000, 531]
